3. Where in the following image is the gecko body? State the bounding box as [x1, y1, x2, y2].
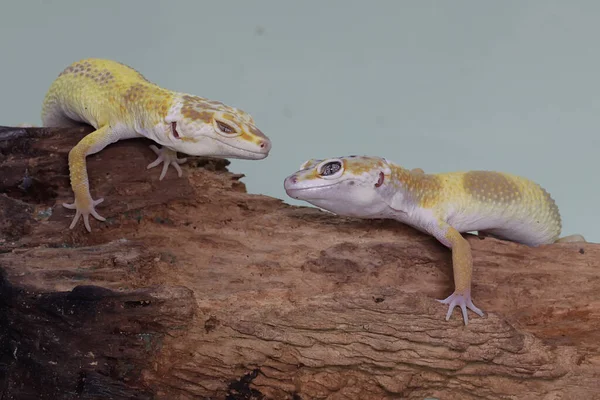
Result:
[42, 58, 271, 232]
[283, 155, 585, 324]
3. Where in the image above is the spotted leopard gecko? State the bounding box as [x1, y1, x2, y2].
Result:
[42, 58, 271, 232]
[284, 155, 585, 324]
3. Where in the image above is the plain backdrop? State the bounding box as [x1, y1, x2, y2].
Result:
[0, 1, 597, 242]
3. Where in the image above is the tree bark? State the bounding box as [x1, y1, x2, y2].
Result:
[0, 126, 598, 399]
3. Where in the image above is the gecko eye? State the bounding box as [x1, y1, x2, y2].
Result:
[318, 161, 343, 177]
[214, 119, 241, 137]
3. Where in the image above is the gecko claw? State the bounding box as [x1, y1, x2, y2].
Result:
[147, 145, 187, 181]
[62, 197, 105, 232]
[437, 290, 484, 325]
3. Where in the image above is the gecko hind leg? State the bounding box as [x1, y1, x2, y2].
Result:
[147, 145, 187, 181]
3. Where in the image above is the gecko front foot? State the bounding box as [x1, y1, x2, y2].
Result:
[437, 290, 484, 325]
[63, 197, 106, 232]
[147, 145, 187, 181]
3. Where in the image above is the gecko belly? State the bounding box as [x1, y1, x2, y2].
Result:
[446, 207, 560, 246]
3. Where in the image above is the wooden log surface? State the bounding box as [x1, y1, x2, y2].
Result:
[0, 126, 599, 399]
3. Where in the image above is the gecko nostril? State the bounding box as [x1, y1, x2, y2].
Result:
[259, 140, 271, 151]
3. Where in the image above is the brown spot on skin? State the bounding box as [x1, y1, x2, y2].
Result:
[123, 83, 148, 103]
[181, 107, 213, 123]
[60, 61, 117, 86]
[463, 171, 523, 204]
[238, 131, 255, 143]
[181, 95, 193, 102]
[180, 96, 217, 123]
[343, 157, 387, 176]
[159, 103, 169, 116]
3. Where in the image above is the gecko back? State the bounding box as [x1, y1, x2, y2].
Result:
[42, 58, 171, 128]
[436, 171, 561, 246]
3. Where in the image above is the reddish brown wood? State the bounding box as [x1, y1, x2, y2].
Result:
[1, 126, 599, 399]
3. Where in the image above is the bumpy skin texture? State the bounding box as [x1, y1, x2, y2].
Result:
[284, 155, 585, 324]
[42, 58, 271, 232]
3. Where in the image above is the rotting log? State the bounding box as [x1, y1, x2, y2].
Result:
[0, 126, 599, 399]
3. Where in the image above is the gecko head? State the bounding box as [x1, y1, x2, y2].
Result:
[163, 95, 271, 160]
[283, 155, 393, 218]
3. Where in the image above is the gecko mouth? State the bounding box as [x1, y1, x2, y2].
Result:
[212, 137, 269, 158]
[284, 182, 343, 199]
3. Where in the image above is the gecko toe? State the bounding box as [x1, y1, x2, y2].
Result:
[460, 304, 469, 325]
[89, 208, 106, 222]
[147, 145, 187, 180]
[147, 158, 162, 170]
[469, 301, 484, 317]
[438, 290, 483, 325]
[63, 194, 106, 232]
[68, 209, 82, 229]
[83, 214, 92, 232]
[159, 161, 170, 180]
[172, 162, 183, 177]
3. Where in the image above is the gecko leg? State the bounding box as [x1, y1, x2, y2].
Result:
[146, 145, 187, 181]
[428, 221, 484, 325]
[63, 125, 131, 232]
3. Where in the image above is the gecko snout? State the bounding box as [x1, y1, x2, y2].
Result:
[283, 175, 299, 195]
[258, 139, 271, 153]
[284, 175, 297, 185]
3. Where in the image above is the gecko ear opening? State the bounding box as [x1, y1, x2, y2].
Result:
[171, 122, 180, 139]
[374, 171, 385, 187]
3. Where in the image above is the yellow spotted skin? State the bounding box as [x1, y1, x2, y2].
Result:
[284, 155, 584, 325]
[42, 58, 271, 232]
[388, 166, 562, 244]
[42, 59, 172, 129]
[390, 167, 563, 319]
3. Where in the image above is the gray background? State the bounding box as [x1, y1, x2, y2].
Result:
[1, 1, 597, 241]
